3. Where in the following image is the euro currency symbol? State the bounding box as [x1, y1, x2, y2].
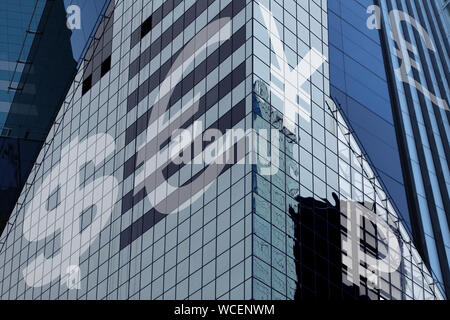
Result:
[134, 17, 232, 215]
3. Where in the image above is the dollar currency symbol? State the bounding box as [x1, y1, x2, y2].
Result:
[22, 134, 118, 288]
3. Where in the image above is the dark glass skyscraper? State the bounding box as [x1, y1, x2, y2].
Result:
[0, 0, 44, 129]
[378, 0, 449, 296]
[0, 0, 447, 300]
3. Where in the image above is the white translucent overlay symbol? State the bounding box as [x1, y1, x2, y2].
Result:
[22, 133, 118, 288]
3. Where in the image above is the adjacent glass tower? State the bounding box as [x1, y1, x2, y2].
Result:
[0, 0, 447, 300]
[0, 0, 44, 129]
[376, 0, 450, 296]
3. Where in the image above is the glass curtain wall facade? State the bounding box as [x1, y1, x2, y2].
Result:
[328, 0, 411, 235]
[0, 0, 111, 134]
[0, 0, 446, 300]
[0, 0, 45, 130]
[437, 0, 450, 43]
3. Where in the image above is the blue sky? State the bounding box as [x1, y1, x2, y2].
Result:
[64, 0, 109, 63]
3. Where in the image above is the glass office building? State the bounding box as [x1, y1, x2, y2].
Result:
[377, 0, 450, 297]
[0, 0, 447, 300]
[0, 1, 43, 130]
[0, 0, 110, 133]
[0, 0, 61, 233]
